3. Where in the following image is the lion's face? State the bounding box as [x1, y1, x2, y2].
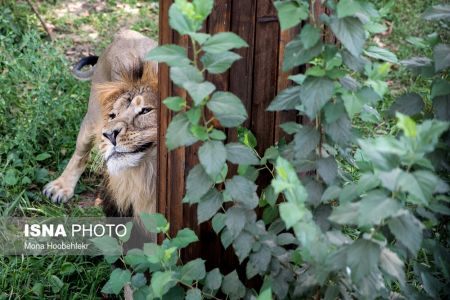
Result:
[100, 86, 158, 174]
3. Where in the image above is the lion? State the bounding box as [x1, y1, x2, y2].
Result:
[43, 29, 158, 217]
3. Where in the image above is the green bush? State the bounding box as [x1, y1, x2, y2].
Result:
[93, 0, 449, 299]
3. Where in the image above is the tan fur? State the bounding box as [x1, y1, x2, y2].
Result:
[43, 29, 158, 217]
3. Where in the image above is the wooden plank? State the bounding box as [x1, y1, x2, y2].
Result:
[274, 27, 299, 142]
[228, 0, 257, 142]
[251, 0, 280, 154]
[157, 0, 172, 232]
[167, 33, 189, 237]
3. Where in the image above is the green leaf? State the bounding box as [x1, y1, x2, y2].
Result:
[197, 188, 223, 223]
[306, 66, 326, 77]
[180, 258, 206, 283]
[131, 273, 147, 289]
[317, 157, 338, 185]
[90, 236, 122, 257]
[294, 126, 320, 156]
[207, 92, 248, 127]
[433, 95, 450, 120]
[330, 16, 365, 57]
[190, 125, 208, 141]
[300, 24, 321, 49]
[358, 191, 402, 226]
[321, 185, 341, 203]
[185, 81, 216, 105]
[170, 65, 203, 86]
[342, 49, 368, 72]
[186, 165, 214, 203]
[433, 44, 450, 71]
[329, 202, 360, 225]
[169, 4, 197, 35]
[300, 77, 335, 119]
[189, 32, 211, 45]
[186, 288, 202, 300]
[221, 271, 246, 300]
[3, 169, 18, 186]
[389, 93, 424, 116]
[364, 46, 398, 63]
[212, 213, 226, 233]
[199, 140, 227, 178]
[422, 4, 450, 21]
[32, 283, 44, 297]
[336, 0, 364, 18]
[233, 231, 255, 263]
[166, 113, 198, 150]
[145, 45, 190, 67]
[186, 105, 201, 124]
[274, 0, 309, 30]
[246, 247, 271, 279]
[380, 248, 405, 285]
[101, 269, 131, 295]
[225, 176, 259, 209]
[143, 243, 164, 264]
[48, 275, 64, 293]
[431, 79, 450, 99]
[151, 271, 177, 298]
[161, 286, 184, 300]
[124, 249, 151, 272]
[325, 115, 353, 146]
[396, 113, 417, 137]
[341, 91, 364, 118]
[202, 32, 248, 53]
[193, 0, 214, 20]
[205, 268, 222, 291]
[388, 211, 424, 256]
[225, 206, 246, 238]
[279, 202, 306, 228]
[60, 262, 76, 276]
[163, 96, 185, 112]
[237, 127, 257, 148]
[225, 143, 259, 165]
[140, 213, 169, 233]
[346, 239, 381, 282]
[267, 86, 301, 111]
[209, 129, 227, 140]
[171, 228, 199, 248]
[201, 51, 241, 74]
[283, 37, 323, 70]
[36, 152, 51, 161]
[289, 73, 306, 84]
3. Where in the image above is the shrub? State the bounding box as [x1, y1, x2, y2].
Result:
[94, 1, 450, 299]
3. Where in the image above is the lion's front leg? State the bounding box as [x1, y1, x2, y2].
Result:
[43, 117, 96, 203]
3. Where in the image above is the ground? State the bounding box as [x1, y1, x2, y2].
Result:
[0, 0, 444, 298]
[0, 0, 157, 298]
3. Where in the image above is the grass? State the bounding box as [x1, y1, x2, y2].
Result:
[0, 0, 158, 298]
[0, 0, 446, 298]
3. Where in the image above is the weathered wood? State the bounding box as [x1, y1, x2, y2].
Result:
[157, 0, 330, 266]
[274, 27, 300, 142]
[252, 1, 279, 154]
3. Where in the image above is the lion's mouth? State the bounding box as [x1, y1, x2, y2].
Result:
[105, 142, 154, 162]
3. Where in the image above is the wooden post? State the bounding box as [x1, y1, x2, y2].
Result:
[157, 0, 327, 266]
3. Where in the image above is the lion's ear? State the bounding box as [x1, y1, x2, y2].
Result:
[142, 61, 158, 91]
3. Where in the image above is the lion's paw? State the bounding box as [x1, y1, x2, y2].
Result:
[43, 179, 75, 204]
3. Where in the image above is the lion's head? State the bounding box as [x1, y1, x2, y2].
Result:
[97, 61, 158, 175]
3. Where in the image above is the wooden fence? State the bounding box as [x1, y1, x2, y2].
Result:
[157, 0, 323, 269]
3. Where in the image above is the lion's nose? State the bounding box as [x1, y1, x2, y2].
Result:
[103, 128, 121, 146]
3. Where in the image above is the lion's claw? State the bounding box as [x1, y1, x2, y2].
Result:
[43, 179, 74, 204]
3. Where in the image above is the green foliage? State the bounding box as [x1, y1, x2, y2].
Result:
[96, 0, 450, 299]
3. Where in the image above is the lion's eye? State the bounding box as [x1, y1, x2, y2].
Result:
[108, 113, 116, 119]
[140, 107, 152, 115]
